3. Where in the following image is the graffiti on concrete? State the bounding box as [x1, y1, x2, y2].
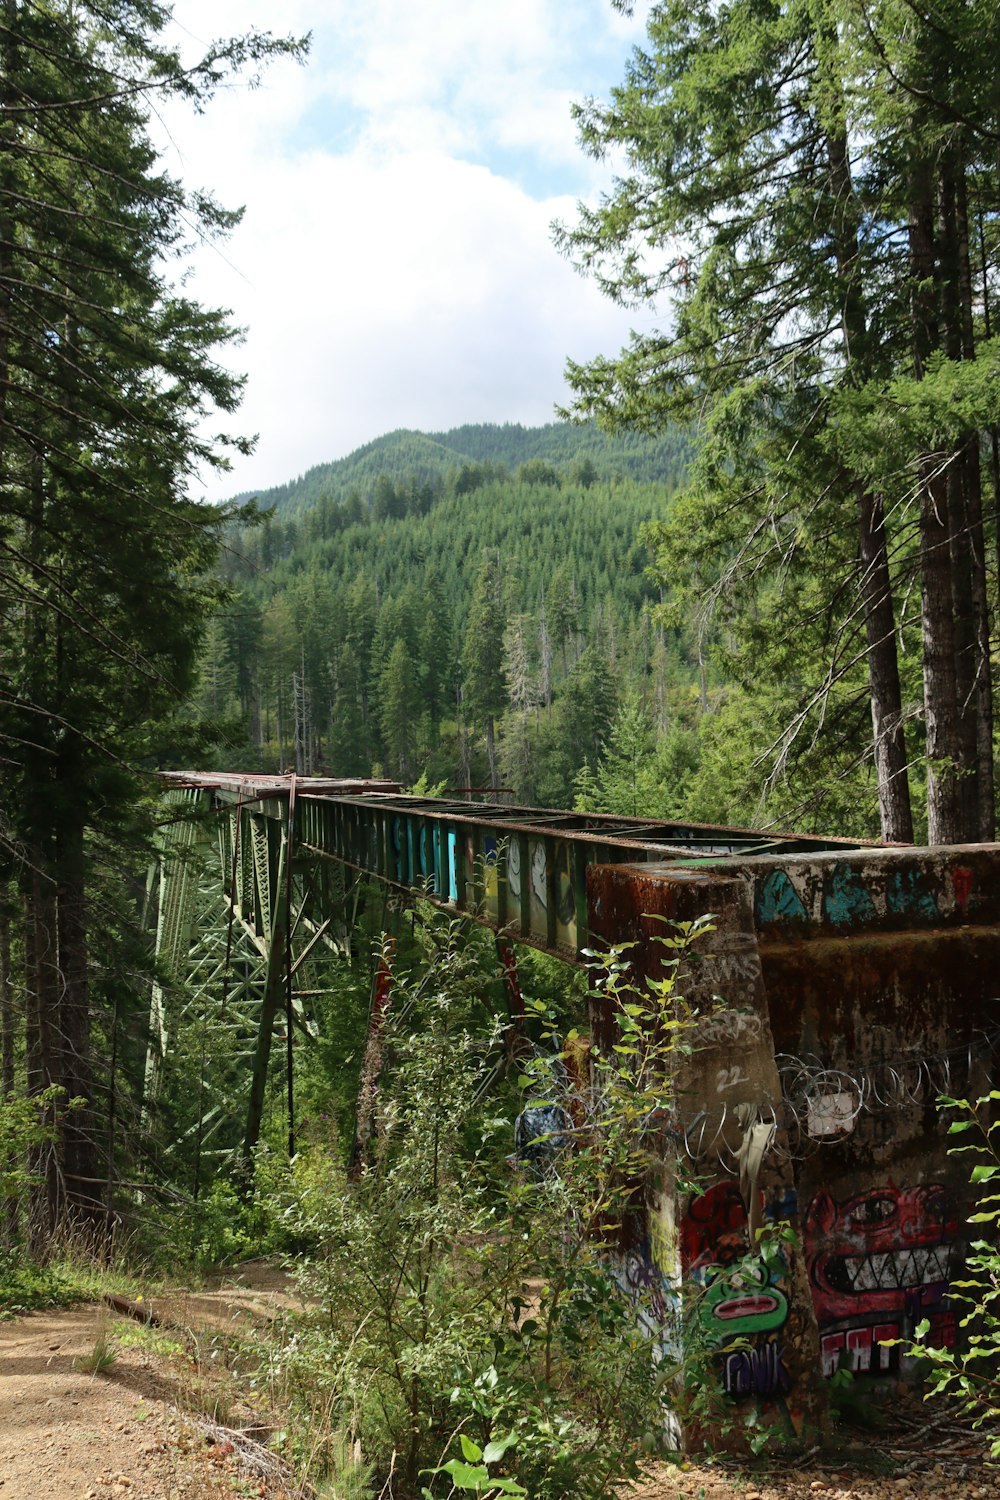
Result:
[756, 870, 808, 926]
[700, 1257, 788, 1336]
[722, 1340, 793, 1400]
[512, 1103, 574, 1168]
[715, 1063, 751, 1094]
[554, 842, 575, 928]
[886, 868, 940, 920]
[823, 863, 877, 927]
[506, 839, 574, 937]
[692, 1008, 764, 1048]
[805, 1182, 959, 1376]
[530, 839, 547, 908]
[755, 858, 977, 931]
[507, 838, 522, 900]
[683, 1183, 793, 1401]
[702, 950, 765, 997]
[952, 866, 974, 911]
[611, 1237, 681, 1359]
[682, 1183, 749, 1274]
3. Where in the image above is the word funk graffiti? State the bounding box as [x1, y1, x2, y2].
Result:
[723, 1340, 792, 1400]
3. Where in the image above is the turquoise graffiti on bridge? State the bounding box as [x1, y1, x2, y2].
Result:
[886, 868, 940, 921]
[823, 863, 876, 926]
[756, 870, 808, 926]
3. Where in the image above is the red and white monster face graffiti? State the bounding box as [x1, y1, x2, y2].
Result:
[806, 1183, 958, 1323]
[805, 1182, 960, 1376]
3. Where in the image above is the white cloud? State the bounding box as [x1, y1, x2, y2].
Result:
[157, 1, 655, 495]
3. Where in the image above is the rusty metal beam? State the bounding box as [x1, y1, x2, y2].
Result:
[156, 771, 885, 963]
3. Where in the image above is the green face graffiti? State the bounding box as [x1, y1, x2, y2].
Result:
[699, 1259, 789, 1337]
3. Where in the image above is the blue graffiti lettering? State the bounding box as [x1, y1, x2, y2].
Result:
[823, 863, 876, 927]
[755, 871, 808, 926]
[723, 1340, 792, 1400]
[886, 868, 940, 921]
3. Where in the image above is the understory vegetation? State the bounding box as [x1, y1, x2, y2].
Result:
[1, 903, 725, 1499]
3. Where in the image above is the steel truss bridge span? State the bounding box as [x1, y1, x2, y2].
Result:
[159, 770, 875, 962]
[149, 771, 880, 1177]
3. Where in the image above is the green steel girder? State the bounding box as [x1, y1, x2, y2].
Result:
[151, 782, 370, 1168]
[160, 773, 871, 963]
[152, 772, 878, 1168]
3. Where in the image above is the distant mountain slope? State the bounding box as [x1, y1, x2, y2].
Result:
[423, 421, 689, 480]
[235, 420, 691, 519]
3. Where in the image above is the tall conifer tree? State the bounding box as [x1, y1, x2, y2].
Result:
[0, 0, 303, 1230]
[561, 0, 1000, 842]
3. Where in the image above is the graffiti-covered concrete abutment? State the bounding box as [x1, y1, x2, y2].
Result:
[585, 842, 1000, 1444]
[806, 1183, 960, 1376]
[155, 777, 1000, 1449]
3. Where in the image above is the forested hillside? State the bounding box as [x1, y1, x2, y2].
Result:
[232, 420, 692, 519]
[202, 422, 727, 818]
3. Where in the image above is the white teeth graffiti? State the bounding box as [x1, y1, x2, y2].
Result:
[833, 1246, 950, 1294]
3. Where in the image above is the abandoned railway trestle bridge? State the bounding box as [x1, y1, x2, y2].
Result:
[150, 770, 869, 1163]
[153, 770, 1000, 1428]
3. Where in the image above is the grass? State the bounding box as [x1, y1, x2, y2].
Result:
[72, 1321, 118, 1375]
[0, 1221, 171, 1322]
[113, 1319, 186, 1358]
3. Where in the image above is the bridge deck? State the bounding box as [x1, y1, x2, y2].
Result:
[159, 771, 884, 960]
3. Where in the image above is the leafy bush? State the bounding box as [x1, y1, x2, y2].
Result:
[905, 1090, 1000, 1453]
[1, 1084, 88, 1310]
[0, 1262, 80, 1318]
[0, 1084, 76, 1209]
[266, 907, 714, 1499]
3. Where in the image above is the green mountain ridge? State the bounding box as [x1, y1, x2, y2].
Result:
[208, 416, 697, 810]
[232, 420, 691, 518]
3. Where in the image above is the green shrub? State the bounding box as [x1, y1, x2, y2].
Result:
[903, 1090, 1000, 1454]
[0, 1261, 80, 1318]
[265, 908, 715, 1499]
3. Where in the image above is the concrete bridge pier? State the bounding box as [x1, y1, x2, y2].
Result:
[586, 861, 828, 1448]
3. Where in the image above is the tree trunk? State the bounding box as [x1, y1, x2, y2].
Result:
[0, 0, 17, 486]
[919, 462, 963, 843]
[938, 151, 981, 841]
[26, 864, 61, 1244]
[955, 168, 995, 839]
[824, 116, 913, 840]
[485, 715, 499, 790]
[910, 151, 962, 842]
[0, 895, 17, 1245]
[857, 485, 914, 841]
[56, 813, 98, 1223]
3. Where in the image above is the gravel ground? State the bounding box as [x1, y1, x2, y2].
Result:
[635, 1413, 1000, 1499]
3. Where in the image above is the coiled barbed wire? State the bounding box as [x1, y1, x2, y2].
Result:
[677, 1026, 1000, 1171]
[511, 1026, 1000, 1177]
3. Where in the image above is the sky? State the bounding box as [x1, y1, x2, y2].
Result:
[157, 1, 655, 497]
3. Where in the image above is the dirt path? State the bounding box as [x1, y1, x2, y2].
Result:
[0, 1303, 244, 1500]
[0, 1266, 303, 1500]
[2, 1278, 1000, 1500]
